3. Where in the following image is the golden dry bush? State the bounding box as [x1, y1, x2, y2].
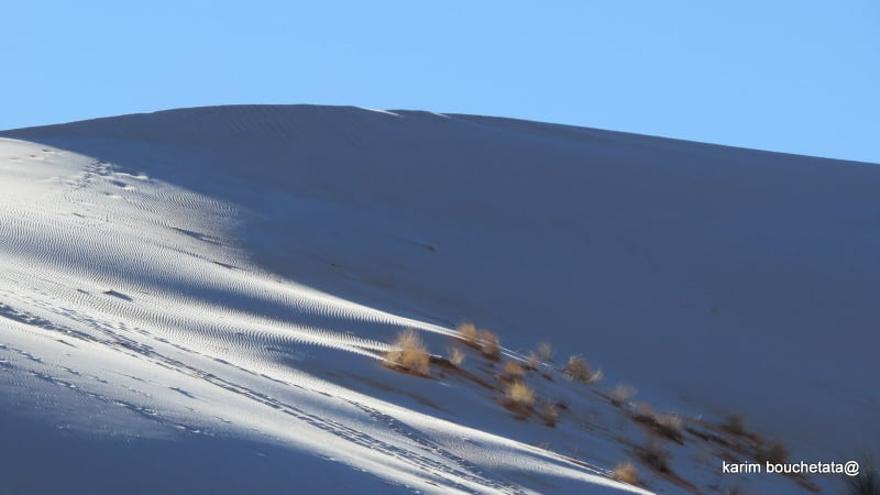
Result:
[537, 342, 553, 361]
[610, 385, 636, 407]
[634, 404, 684, 442]
[456, 322, 479, 346]
[757, 441, 790, 464]
[526, 342, 552, 370]
[502, 361, 525, 380]
[503, 380, 535, 418]
[384, 329, 430, 376]
[479, 329, 501, 360]
[639, 439, 671, 473]
[612, 462, 640, 485]
[526, 352, 539, 371]
[722, 413, 747, 436]
[448, 346, 465, 367]
[540, 403, 559, 427]
[656, 413, 683, 437]
[565, 355, 601, 383]
[636, 402, 655, 418]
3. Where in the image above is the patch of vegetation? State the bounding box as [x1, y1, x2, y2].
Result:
[384, 329, 430, 376]
[756, 441, 789, 464]
[633, 404, 684, 443]
[610, 384, 636, 407]
[564, 355, 602, 383]
[612, 461, 640, 486]
[456, 322, 479, 346]
[539, 402, 558, 427]
[479, 329, 501, 360]
[503, 380, 535, 419]
[638, 439, 671, 474]
[501, 360, 525, 380]
[721, 413, 749, 437]
[448, 346, 465, 367]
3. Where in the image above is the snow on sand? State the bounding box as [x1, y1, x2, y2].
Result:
[1, 105, 877, 494]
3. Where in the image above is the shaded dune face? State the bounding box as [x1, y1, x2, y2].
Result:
[0, 105, 877, 494]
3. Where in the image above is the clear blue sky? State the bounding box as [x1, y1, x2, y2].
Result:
[3, 1, 878, 163]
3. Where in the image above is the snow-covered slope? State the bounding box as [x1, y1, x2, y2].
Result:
[1, 105, 877, 494]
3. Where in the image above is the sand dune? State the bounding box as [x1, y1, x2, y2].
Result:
[1, 106, 877, 494]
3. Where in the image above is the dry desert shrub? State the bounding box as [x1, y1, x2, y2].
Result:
[539, 402, 559, 427]
[654, 411, 682, 431]
[757, 441, 790, 464]
[456, 323, 501, 360]
[634, 404, 684, 442]
[448, 346, 465, 367]
[503, 380, 535, 418]
[612, 462, 640, 485]
[526, 352, 540, 370]
[610, 385, 636, 407]
[656, 413, 683, 438]
[636, 402, 656, 418]
[457, 322, 479, 346]
[502, 360, 525, 380]
[639, 439, 671, 473]
[565, 355, 602, 383]
[537, 342, 553, 361]
[722, 413, 748, 436]
[526, 342, 553, 370]
[384, 329, 430, 376]
[479, 329, 501, 360]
